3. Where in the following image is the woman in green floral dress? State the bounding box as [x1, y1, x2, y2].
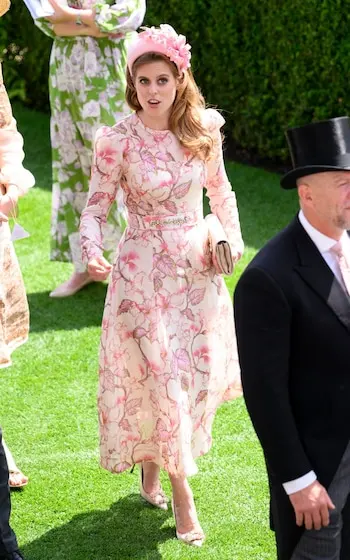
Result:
[36, 0, 146, 297]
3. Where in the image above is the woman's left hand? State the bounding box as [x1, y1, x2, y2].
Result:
[0, 193, 17, 218]
[0, 183, 19, 217]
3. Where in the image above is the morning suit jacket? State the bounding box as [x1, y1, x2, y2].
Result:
[234, 215, 350, 558]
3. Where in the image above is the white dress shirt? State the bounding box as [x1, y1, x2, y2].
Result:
[283, 210, 350, 495]
[299, 210, 350, 291]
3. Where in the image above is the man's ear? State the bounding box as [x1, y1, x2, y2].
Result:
[298, 181, 313, 208]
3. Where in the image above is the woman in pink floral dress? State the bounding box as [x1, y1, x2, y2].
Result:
[80, 24, 243, 546]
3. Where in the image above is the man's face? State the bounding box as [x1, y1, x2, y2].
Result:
[299, 171, 350, 233]
[0, 0, 10, 18]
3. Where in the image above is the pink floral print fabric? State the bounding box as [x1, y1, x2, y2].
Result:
[80, 109, 243, 476]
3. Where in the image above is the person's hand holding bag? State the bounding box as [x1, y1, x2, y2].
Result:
[205, 214, 234, 275]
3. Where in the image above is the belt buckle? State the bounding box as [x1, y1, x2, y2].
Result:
[149, 215, 189, 228]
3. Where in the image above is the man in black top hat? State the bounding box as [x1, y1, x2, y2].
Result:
[234, 116, 350, 560]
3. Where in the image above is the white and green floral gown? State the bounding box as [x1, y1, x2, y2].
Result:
[36, 0, 146, 270]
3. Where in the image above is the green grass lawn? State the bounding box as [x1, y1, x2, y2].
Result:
[2, 104, 298, 560]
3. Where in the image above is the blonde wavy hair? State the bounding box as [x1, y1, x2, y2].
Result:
[126, 52, 215, 161]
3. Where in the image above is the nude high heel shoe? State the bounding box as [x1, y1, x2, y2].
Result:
[171, 499, 205, 547]
[49, 272, 94, 298]
[139, 464, 168, 510]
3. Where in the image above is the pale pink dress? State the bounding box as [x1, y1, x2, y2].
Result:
[0, 61, 35, 368]
[80, 108, 243, 476]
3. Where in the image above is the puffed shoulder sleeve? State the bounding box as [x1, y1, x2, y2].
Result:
[80, 125, 125, 264]
[205, 107, 225, 131]
[204, 108, 244, 262]
[93, 0, 146, 35]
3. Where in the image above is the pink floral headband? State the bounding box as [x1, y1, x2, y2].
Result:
[127, 24, 192, 75]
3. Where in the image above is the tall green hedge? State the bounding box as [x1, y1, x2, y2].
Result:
[1, 2, 52, 111]
[1, 0, 350, 159]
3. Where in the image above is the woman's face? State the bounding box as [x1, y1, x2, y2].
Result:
[0, 0, 10, 18]
[134, 60, 178, 122]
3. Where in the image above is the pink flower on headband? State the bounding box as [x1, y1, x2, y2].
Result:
[137, 24, 191, 73]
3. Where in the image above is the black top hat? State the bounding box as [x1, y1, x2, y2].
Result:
[281, 116, 350, 189]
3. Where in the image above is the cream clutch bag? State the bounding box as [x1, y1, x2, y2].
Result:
[205, 214, 234, 275]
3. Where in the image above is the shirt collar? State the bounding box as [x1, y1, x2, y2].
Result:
[298, 210, 349, 254]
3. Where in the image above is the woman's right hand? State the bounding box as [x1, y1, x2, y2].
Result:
[87, 24, 109, 38]
[87, 256, 112, 281]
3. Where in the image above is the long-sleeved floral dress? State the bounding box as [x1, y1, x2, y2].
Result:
[36, 0, 145, 271]
[0, 63, 35, 368]
[80, 109, 243, 476]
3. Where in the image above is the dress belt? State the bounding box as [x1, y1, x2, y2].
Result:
[127, 209, 204, 230]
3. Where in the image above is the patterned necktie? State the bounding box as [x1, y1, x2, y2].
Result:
[331, 241, 350, 296]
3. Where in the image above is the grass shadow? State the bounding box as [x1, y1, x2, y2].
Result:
[27, 282, 108, 333]
[21, 494, 174, 560]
